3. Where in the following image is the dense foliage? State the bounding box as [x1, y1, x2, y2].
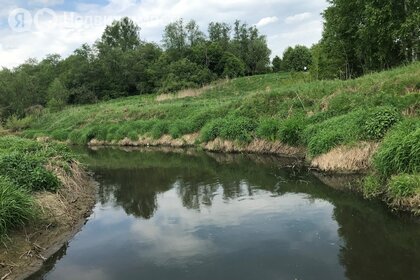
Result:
[312, 0, 419, 79]
[0, 18, 271, 120]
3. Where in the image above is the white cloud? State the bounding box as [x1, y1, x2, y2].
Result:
[256, 16, 278, 27]
[285, 12, 312, 24]
[28, 0, 64, 6]
[0, 0, 329, 68]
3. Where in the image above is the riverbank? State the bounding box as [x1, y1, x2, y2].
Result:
[0, 137, 96, 280]
[9, 63, 420, 216]
[85, 134, 419, 215]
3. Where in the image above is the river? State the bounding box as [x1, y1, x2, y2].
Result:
[28, 148, 420, 280]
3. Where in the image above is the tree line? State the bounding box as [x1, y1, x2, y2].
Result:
[0, 18, 271, 118]
[0, 0, 418, 119]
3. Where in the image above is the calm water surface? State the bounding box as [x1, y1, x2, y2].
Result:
[29, 148, 420, 280]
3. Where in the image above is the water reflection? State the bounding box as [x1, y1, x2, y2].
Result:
[29, 148, 420, 280]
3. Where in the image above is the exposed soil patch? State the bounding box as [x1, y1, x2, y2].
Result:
[0, 162, 96, 280]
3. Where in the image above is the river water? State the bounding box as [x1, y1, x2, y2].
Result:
[29, 148, 420, 280]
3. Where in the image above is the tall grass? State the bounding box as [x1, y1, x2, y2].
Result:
[0, 136, 75, 236]
[0, 176, 35, 237]
[373, 118, 420, 177]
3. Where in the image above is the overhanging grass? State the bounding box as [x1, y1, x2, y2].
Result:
[0, 176, 36, 237]
[0, 136, 78, 236]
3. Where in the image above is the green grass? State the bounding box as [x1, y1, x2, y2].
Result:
[17, 62, 420, 213]
[388, 173, 420, 199]
[0, 136, 77, 237]
[24, 63, 419, 150]
[0, 176, 36, 237]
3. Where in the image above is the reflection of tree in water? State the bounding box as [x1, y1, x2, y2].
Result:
[93, 150, 303, 215]
[333, 204, 420, 280]
[89, 148, 420, 279]
[95, 167, 176, 219]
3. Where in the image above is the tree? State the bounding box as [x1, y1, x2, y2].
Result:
[283, 45, 312, 72]
[185, 20, 205, 47]
[208, 22, 231, 50]
[317, 0, 419, 79]
[272, 56, 282, 72]
[97, 17, 141, 52]
[221, 52, 245, 78]
[162, 19, 188, 59]
[231, 21, 271, 75]
[47, 78, 69, 112]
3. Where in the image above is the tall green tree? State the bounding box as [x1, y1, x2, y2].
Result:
[272, 56, 282, 72]
[283, 46, 312, 72]
[97, 17, 142, 52]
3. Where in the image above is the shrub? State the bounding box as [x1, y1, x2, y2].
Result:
[256, 118, 281, 141]
[362, 175, 384, 199]
[5, 115, 33, 132]
[219, 116, 257, 143]
[387, 173, 420, 199]
[363, 106, 400, 140]
[278, 114, 307, 146]
[221, 52, 245, 78]
[0, 153, 61, 192]
[374, 119, 420, 177]
[0, 176, 35, 237]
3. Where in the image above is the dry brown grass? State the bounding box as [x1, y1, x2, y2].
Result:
[310, 142, 379, 173]
[388, 193, 420, 215]
[156, 80, 229, 102]
[204, 138, 305, 157]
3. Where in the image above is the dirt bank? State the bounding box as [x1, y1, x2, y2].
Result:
[88, 134, 377, 174]
[0, 162, 96, 280]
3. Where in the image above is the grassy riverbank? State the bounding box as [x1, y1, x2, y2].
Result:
[21, 62, 420, 214]
[0, 136, 95, 278]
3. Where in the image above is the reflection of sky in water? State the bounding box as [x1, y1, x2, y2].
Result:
[44, 180, 345, 280]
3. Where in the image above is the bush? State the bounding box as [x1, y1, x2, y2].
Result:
[363, 106, 400, 140]
[0, 176, 35, 237]
[387, 173, 420, 199]
[278, 114, 307, 146]
[219, 116, 257, 143]
[5, 115, 33, 132]
[374, 119, 420, 177]
[221, 52, 245, 78]
[256, 118, 281, 141]
[0, 153, 61, 192]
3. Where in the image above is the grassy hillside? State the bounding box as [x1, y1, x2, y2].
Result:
[22, 62, 420, 213]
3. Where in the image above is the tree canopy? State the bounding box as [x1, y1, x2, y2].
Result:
[0, 17, 272, 119]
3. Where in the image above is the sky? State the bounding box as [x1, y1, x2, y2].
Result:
[0, 0, 328, 68]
